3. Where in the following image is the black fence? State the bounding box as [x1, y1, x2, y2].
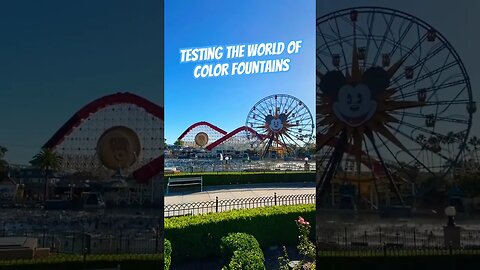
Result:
[164, 193, 315, 217]
[317, 226, 480, 248]
[2, 229, 163, 254]
[317, 245, 480, 257]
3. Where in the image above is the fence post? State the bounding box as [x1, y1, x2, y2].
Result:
[274, 192, 277, 206]
[413, 228, 416, 248]
[72, 236, 75, 253]
[42, 227, 46, 248]
[83, 248, 87, 268]
[118, 230, 122, 254]
[383, 243, 387, 256]
[155, 225, 160, 253]
[215, 197, 219, 213]
[344, 227, 348, 247]
[379, 227, 382, 245]
[81, 231, 85, 254]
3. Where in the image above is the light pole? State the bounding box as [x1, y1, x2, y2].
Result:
[445, 206, 456, 227]
[443, 206, 460, 248]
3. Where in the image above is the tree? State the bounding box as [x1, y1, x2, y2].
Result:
[173, 140, 184, 147]
[0, 146, 8, 181]
[30, 148, 62, 202]
[162, 139, 168, 149]
[468, 136, 480, 164]
[445, 131, 456, 160]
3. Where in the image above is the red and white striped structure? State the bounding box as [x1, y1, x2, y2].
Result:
[177, 121, 227, 148]
[205, 126, 260, 152]
[43, 92, 164, 184]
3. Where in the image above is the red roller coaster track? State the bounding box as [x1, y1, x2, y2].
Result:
[177, 121, 227, 141]
[43, 92, 164, 184]
[205, 126, 261, 151]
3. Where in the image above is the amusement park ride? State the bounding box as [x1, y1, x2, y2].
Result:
[175, 94, 315, 162]
[315, 7, 475, 212]
[43, 92, 164, 207]
[246, 94, 315, 159]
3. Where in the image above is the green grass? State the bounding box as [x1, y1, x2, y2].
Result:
[0, 253, 164, 270]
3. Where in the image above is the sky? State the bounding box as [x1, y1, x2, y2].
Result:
[164, 0, 315, 145]
[0, 0, 163, 165]
[317, 0, 480, 136]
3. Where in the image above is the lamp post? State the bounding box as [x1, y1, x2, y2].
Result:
[445, 206, 456, 227]
[304, 157, 310, 171]
[443, 206, 460, 248]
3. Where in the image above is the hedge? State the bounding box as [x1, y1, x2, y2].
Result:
[164, 239, 172, 270]
[0, 253, 163, 270]
[224, 249, 266, 270]
[220, 232, 264, 263]
[164, 172, 314, 187]
[220, 233, 265, 270]
[164, 204, 315, 262]
[316, 255, 480, 270]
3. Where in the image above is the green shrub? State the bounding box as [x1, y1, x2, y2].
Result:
[220, 233, 264, 262]
[222, 249, 266, 270]
[165, 172, 314, 187]
[164, 238, 172, 270]
[0, 254, 163, 270]
[316, 255, 480, 270]
[165, 204, 315, 262]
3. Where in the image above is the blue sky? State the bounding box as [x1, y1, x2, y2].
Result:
[0, 0, 163, 164]
[164, 0, 315, 144]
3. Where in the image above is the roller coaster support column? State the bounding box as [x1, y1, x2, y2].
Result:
[317, 129, 348, 207]
[150, 173, 164, 207]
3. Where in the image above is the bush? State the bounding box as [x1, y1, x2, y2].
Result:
[0, 254, 163, 270]
[223, 249, 266, 270]
[165, 172, 314, 187]
[164, 204, 315, 262]
[164, 239, 172, 270]
[316, 255, 480, 270]
[220, 233, 264, 262]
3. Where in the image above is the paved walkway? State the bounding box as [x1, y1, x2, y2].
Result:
[165, 182, 315, 205]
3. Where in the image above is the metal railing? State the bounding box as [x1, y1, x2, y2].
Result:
[2, 229, 163, 254]
[317, 226, 480, 248]
[164, 193, 315, 217]
[317, 245, 480, 257]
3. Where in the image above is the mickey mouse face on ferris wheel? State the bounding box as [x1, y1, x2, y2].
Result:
[319, 67, 390, 127]
[266, 113, 287, 133]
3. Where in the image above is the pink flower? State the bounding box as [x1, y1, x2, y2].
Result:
[296, 216, 310, 226]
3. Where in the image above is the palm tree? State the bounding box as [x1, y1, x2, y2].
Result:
[468, 136, 480, 164]
[30, 148, 62, 202]
[445, 132, 456, 160]
[0, 146, 8, 181]
[173, 140, 184, 147]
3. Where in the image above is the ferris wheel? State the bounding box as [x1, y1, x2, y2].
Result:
[246, 94, 314, 158]
[316, 7, 475, 206]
